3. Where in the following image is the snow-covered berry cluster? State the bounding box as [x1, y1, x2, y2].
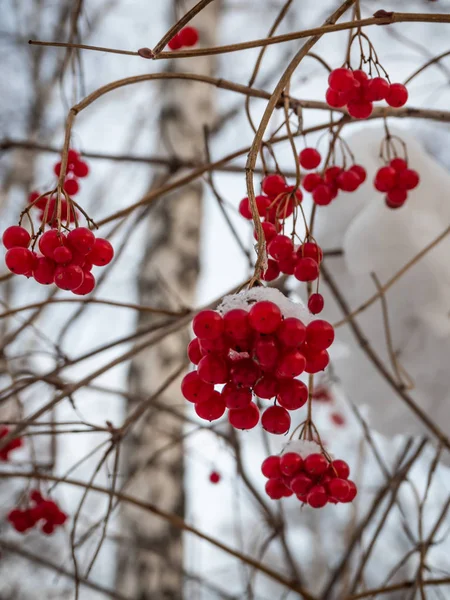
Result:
[0, 426, 23, 461]
[181, 289, 334, 433]
[326, 68, 408, 118]
[261, 440, 357, 508]
[168, 27, 199, 50]
[374, 158, 420, 209]
[8, 490, 67, 535]
[2, 226, 113, 294]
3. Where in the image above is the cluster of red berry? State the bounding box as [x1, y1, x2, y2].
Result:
[262, 444, 357, 508]
[8, 490, 67, 535]
[326, 68, 408, 118]
[300, 148, 367, 207]
[374, 158, 420, 209]
[0, 426, 23, 461]
[168, 26, 199, 50]
[2, 226, 113, 294]
[265, 236, 322, 284]
[182, 297, 334, 434]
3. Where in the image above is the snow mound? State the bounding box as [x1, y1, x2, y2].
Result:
[282, 439, 326, 458]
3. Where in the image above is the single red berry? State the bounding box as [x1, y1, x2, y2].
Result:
[342, 480, 357, 502]
[262, 174, 286, 197]
[277, 252, 298, 276]
[398, 169, 419, 190]
[5, 247, 35, 275]
[223, 309, 251, 340]
[390, 157, 408, 172]
[262, 259, 280, 282]
[306, 320, 335, 351]
[349, 164, 367, 183]
[72, 271, 96, 295]
[386, 189, 408, 206]
[277, 378, 308, 410]
[352, 69, 369, 85]
[178, 26, 199, 47]
[312, 184, 333, 206]
[38, 230, 66, 258]
[294, 257, 319, 282]
[374, 166, 397, 191]
[2, 226, 31, 249]
[326, 87, 348, 108]
[304, 453, 328, 476]
[291, 473, 313, 495]
[265, 478, 292, 500]
[337, 170, 361, 192]
[199, 335, 229, 357]
[73, 161, 89, 178]
[323, 166, 342, 185]
[87, 238, 114, 266]
[280, 452, 303, 477]
[276, 350, 306, 378]
[197, 354, 228, 384]
[254, 375, 279, 399]
[268, 235, 293, 260]
[254, 221, 277, 243]
[187, 338, 202, 365]
[299, 148, 321, 170]
[195, 391, 226, 421]
[228, 402, 260, 430]
[222, 383, 252, 409]
[209, 471, 221, 484]
[366, 77, 389, 101]
[347, 100, 373, 119]
[277, 317, 306, 348]
[328, 478, 350, 501]
[248, 301, 282, 334]
[67, 227, 95, 255]
[298, 241, 323, 264]
[304, 349, 329, 373]
[67, 149, 79, 163]
[261, 455, 282, 479]
[261, 405, 291, 435]
[308, 293, 324, 314]
[54, 264, 84, 291]
[302, 173, 322, 192]
[63, 178, 79, 195]
[307, 485, 328, 508]
[254, 337, 279, 369]
[168, 33, 182, 50]
[255, 195, 271, 217]
[53, 246, 72, 264]
[328, 68, 355, 93]
[193, 310, 224, 340]
[239, 197, 252, 219]
[230, 358, 260, 387]
[386, 83, 408, 108]
[181, 371, 213, 403]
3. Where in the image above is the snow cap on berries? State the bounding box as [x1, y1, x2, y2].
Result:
[282, 439, 325, 459]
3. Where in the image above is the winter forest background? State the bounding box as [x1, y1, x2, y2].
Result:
[1, 0, 450, 599]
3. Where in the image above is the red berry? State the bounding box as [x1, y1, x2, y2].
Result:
[32, 257, 55, 285]
[312, 185, 332, 206]
[87, 238, 114, 266]
[262, 259, 280, 282]
[181, 371, 213, 403]
[254, 221, 277, 243]
[223, 309, 250, 340]
[349, 164, 367, 183]
[197, 355, 228, 384]
[268, 235, 293, 260]
[53, 246, 72, 264]
[168, 34, 182, 50]
[299, 242, 323, 264]
[366, 77, 389, 101]
[330, 459, 350, 479]
[328, 478, 351, 501]
[277, 317, 306, 347]
[193, 310, 224, 340]
[209, 471, 220, 484]
[230, 358, 260, 387]
[67, 149, 79, 163]
[262, 174, 286, 197]
[261, 455, 282, 479]
[398, 169, 419, 190]
[261, 405, 290, 435]
[67, 227, 95, 255]
[178, 26, 199, 47]
[374, 166, 397, 191]
[390, 158, 407, 172]
[306, 319, 335, 351]
[265, 478, 291, 500]
[307, 485, 328, 508]
[337, 170, 361, 192]
[239, 197, 252, 219]
[326, 87, 348, 108]
[347, 100, 373, 119]
[228, 402, 260, 430]
[248, 301, 282, 334]
[294, 257, 319, 282]
[38, 230, 65, 258]
[302, 173, 322, 192]
[277, 379, 308, 410]
[187, 338, 202, 364]
[308, 293, 324, 314]
[73, 161, 89, 178]
[222, 383, 252, 409]
[63, 178, 79, 195]
[255, 195, 271, 216]
[195, 391, 226, 421]
[199, 334, 229, 357]
[299, 148, 321, 170]
[291, 473, 313, 495]
[5, 247, 35, 275]
[2, 226, 31, 249]
[277, 252, 298, 276]
[352, 69, 369, 85]
[304, 349, 329, 373]
[386, 83, 408, 108]
[254, 375, 279, 399]
[328, 68, 355, 93]
[276, 350, 306, 378]
[386, 189, 407, 206]
[342, 480, 357, 502]
[304, 453, 328, 476]
[254, 337, 279, 369]
[54, 264, 84, 291]
[72, 271, 96, 295]
[280, 452, 303, 477]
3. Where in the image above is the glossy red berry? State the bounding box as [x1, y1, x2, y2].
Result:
[5, 248, 35, 275]
[328, 478, 351, 501]
[181, 371, 213, 403]
[223, 309, 250, 341]
[239, 197, 252, 219]
[72, 271, 96, 295]
[228, 402, 260, 430]
[276, 350, 306, 378]
[67, 227, 95, 255]
[168, 33, 182, 50]
[328, 68, 355, 93]
[255, 195, 271, 216]
[268, 235, 293, 260]
[254, 375, 279, 399]
[390, 158, 407, 172]
[277, 317, 306, 347]
[88, 238, 114, 266]
[262, 259, 280, 282]
[326, 87, 348, 108]
[280, 452, 303, 476]
[398, 168, 419, 190]
[308, 293, 324, 314]
[254, 337, 279, 369]
[63, 178, 79, 195]
[54, 264, 84, 291]
[277, 378, 308, 410]
[291, 473, 313, 495]
[261, 405, 290, 435]
[307, 485, 328, 508]
[304, 349, 329, 373]
[347, 100, 373, 119]
[230, 358, 260, 387]
[385, 83, 408, 108]
[277, 252, 298, 276]
[265, 478, 291, 500]
[33, 257, 55, 285]
[374, 166, 397, 191]
[312, 184, 333, 206]
[294, 257, 319, 282]
[349, 164, 367, 183]
[2, 226, 31, 249]
[299, 148, 321, 170]
[53, 246, 72, 264]
[299, 242, 323, 264]
[302, 173, 322, 192]
[209, 471, 221, 484]
[337, 170, 361, 192]
[386, 189, 407, 206]
[73, 161, 89, 178]
[187, 338, 202, 364]
[304, 453, 328, 476]
[261, 455, 282, 479]
[222, 383, 252, 409]
[306, 320, 335, 350]
[262, 174, 286, 197]
[366, 77, 389, 101]
[38, 230, 65, 258]
[193, 310, 224, 340]
[254, 221, 277, 243]
[197, 355, 228, 384]
[342, 480, 357, 502]
[195, 391, 226, 421]
[248, 301, 282, 334]
[178, 26, 199, 47]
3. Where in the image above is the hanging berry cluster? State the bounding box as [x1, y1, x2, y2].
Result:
[374, 158, 420, 209]
[181, 289, 334, 434]
[262, 440, 357, 508]
[168, 26, 199, 50]
[2, 149, 114, 294]
[0, 426, 23, 461]
[8, 490, 67, 535]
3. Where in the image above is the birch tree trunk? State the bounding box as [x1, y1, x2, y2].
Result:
[117, 3, 220, 598]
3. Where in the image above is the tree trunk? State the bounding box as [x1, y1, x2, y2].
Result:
[116, 3, 219, 599]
